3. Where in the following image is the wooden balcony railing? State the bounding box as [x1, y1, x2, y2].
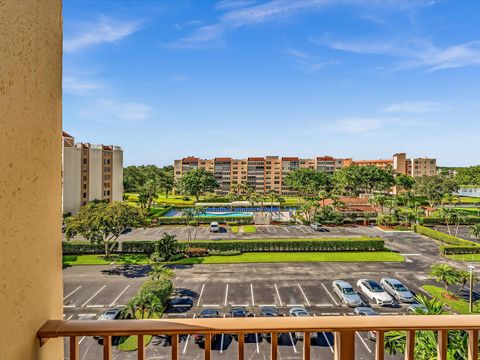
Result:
[38, 315, 480, 360]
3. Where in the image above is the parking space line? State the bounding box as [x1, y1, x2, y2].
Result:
[224, 284, 229, 306]
[67, 314, 74, 320]
[284, 227, 290, 233]
[197, 284, 205, 306]
[274, 284, 283, 306]
[321, 283, 338, 306]
[266, 226, 272, 233]
[182, 314, 196, 354]
[271, 226, 277, 233]
[109, 285, 130, 307]
[297, 284, 311, 306]
[81, 285, 106, 307]
[321, 313, 340, 315]
[288, 332, 298, 353]
[322, 332, 334, 353]
[253, 314, 260, 353]
[258, 304, 276, 307]
[298, 226, 307, 233]
[220, 314, 226, 353]
[78, 336, 86, 344]
[202, 304, 220, 307]
[63, 286, 82, 300]
[315, 303, 334, 307]
[63, 305, 75, 308]
[86, 305, 104, 308]
[250, 284, 255, 306]
[357, 332, 372, 353]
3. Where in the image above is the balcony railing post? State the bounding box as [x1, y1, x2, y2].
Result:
[204, 334, 211, 360]
[375, 331, 384, 360]
[405, 330, 415, 360]
[238, 333, 245, 360]
[137, 335, 145, 360]
[69, 336, 78, 360]
[271, 333, 278, 360]
[467, 330, 478, 360]
[334, 330, 355, 360]
[303, 332, 311, 360]
[171, 334, 179, 360]
[103, 335, 112, 360]
[437, 330, 447, 360]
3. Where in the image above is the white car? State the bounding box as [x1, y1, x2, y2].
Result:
[332, 280, 363, 307]
[380, 278, 415, 303]
[209, 222, 219, 232]
[357, 279, 394, 306]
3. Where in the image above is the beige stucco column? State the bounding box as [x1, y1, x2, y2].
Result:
[0, 1, 63, 359]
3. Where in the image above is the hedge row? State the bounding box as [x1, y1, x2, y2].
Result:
[419, 216, 480, 225]
[153, 216, 254, 225]
[62, 242, 119, 254]
[440, 246, 480, 255]
[413, 225, 478, 247]
[148, 206, 174, 218]
[122, 238, 385, 253]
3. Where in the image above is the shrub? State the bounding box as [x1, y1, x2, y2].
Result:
[187, 221, 197, 226]
[227, 221, 239, 226]
[440, 246, 480, 255]
[185, 247, 208, 257]
[170, 253, 187, 261]
[413, 225, 478, 246]
[376, 214, 398, 226]
[62, 242, 119, 255]
[208, 250, 242, 256]
[121, 238, 385, 254]
[419, 216, 480, 225]
[139, 279, 173, 307]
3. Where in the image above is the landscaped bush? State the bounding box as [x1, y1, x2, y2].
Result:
[413, 225, 478, 246]
[154, 216, 253, 225]
[62, 242, 119, 255]
[169, 253, 187, 261]
[440, 246, 480, 255]
[419, 216, 480, 225]
[226, 221, 239, 226]
[138, 279, 173, 307]
[185, 247, 208, 257]
[208, 250, 242, 256]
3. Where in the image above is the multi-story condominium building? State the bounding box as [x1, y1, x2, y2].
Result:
[174, 153, 437, 195]
[393, 153, 437, 177]
[62, 131, 123, 215]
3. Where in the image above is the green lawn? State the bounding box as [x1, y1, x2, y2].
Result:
[63, 254, 150, 266]
[231, 226, 239, 233]
[117, 313, 161, 351]
[243, 225, 257, 233]
[446, 254, 480, 262]
[173, 252, 404, 264]
[421, 285, 471, 314]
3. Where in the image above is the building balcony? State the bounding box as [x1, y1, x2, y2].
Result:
[38, 315, 480, 360]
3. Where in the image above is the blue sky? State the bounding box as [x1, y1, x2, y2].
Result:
[63, 0, 480, 167]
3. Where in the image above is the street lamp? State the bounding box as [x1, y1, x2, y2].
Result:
[468, 265, 475, 313]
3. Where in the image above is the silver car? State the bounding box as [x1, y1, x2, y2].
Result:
[332, 280, 363, 307]
[93, 308, 123, 341]
[354, 307, 379, 340]
[380, 278, 414, 303]
[289, 308, 317, 341]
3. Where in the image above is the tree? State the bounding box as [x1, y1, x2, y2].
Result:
[66, 201, 144, 257]
[414, 175, 459, 208]
[193, 206, 206, 240]
[158, 168, 175, 198]
[384, 294, 473, 359]
[182, 208, 196, 243]
[153, 233, 178, 262]
[333, 165, 395, 196]
[148, 263, 175, 282]
[267, 190, 282, 218]
[123, 166, 145, 193]
[395, 174, 415, 193]
[470, 224, 480, 240]
[284, 168, 330, 197]
[123, 291, 163, 319]
[176, 168, 219, 202]
[429, 264, 459, 295]
[456, 269, 473, 294]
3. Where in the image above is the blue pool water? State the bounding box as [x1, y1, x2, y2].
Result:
[200, 212, 253, 217]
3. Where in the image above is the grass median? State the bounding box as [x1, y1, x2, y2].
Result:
[445, 254, 480, 262]
[63, 251, 403, 266]
[421, 285, 470, 314]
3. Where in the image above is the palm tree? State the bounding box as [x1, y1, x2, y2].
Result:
[439, 208, 456, 235]
[182, 208, 196, 244]
[154, 233, 178, 262]
[193, 206, 206, 240]
[267, 190, 281, 219]
[456, 269, 472, 294]
[429, 264, 459, 295]
[469, 224, 480, 240]
[318, 190, 328, 208]
[385, 294, 471, 359]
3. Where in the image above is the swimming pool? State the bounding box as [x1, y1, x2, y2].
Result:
[200, 212, 253, 217]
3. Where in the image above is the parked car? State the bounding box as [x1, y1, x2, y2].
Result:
[94, 308, 124, 341]
[289, 308, 317, 341]
[194, 309, 221, 345]
[356, 279, 394, 306]
[260, 306, 281, 341]
[407, 303, 428, 314]
[332, 280, 363, 307]
[310, 223, 323, 231]
[380, 278, 415, 303]
[209, 222, 220, 233]
[229, 306, 251, 340]
[353, 307, 379, 340]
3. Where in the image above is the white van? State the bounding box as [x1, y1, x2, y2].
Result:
[209, 221, 219, 232]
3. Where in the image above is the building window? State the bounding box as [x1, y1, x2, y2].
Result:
[83, 193, 87, 199]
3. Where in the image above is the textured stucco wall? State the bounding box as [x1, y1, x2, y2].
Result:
[113, 150, 124, 201]
[0, 1, 63, 359]
[88, 148, 103, 201]
[63, 146, 82, 215]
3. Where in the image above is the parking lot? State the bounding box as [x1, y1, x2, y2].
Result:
[118, 224, 381, 241]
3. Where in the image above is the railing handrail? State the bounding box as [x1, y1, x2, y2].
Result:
[38, 315, 480, 339]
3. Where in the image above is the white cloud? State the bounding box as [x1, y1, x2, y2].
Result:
[214, 0, 258, 11]
[313, 35, 480, 72]
[383, 100, 446, 113]
[64, 16, 143, 52]
[285, 47, 338, 72]
[63, 76, 105, 95]
[79, 99, 152, 122]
